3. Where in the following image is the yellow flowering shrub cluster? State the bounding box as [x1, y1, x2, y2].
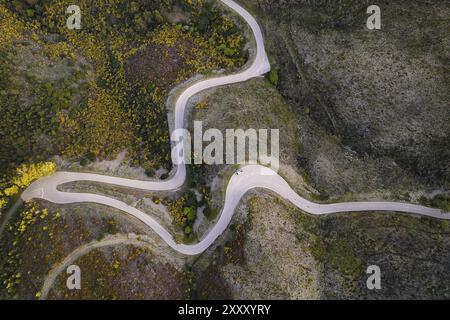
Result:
[0, 4, 22, 47]
[0, 162, 56, 213]
[9, 162, 56, 190]
[195, 98, 209, 110]
[17, 204, 47, 234]
[62, 86, 134, 160]
[168, 196, 189, 228]
[43, 41, 76, 61]
[0, 198, 7, 210]
[167, 190, 198, 240]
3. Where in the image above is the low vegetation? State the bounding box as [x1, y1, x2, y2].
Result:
[420, 194, 450, 212]
[0, 200, 155, 299]
[166, 191, 198, 242]
[48, 246, 188, 300]
[0, 162, 56, 216]
[0, 0, 246, 180]
[0, 202, 61, 298]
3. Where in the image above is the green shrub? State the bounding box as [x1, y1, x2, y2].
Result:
[183, 206, 197, 222]
[268, 69, 279, 86]
[184, 225, 192, 235]
[25, 8, 34, 18]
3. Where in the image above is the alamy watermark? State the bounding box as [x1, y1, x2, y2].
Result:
[66, 4, 381, 31]
[171, 121, 280, 173]
[66, 5, 81, 30]
[367, 5, 381, 30]
[66, 264, 81, 290]
[366, 265, 381, 290]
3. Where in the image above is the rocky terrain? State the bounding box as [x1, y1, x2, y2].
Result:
[1, 0, 449, 300]
[193, 193, 450, 299]
[243, 0, 450, 193]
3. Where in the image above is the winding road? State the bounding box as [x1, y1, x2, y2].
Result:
[21, 0, 449, 256]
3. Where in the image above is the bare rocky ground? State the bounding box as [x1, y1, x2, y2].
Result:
[315, 211, 450, 299]
[193, 193, 450, 299]
[47, 244, 188, 300]
[243, 0, 450, 195]
[192, 192, 321, 299]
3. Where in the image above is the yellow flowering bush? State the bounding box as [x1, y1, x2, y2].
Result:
[10, 162, 56, 190]
[0, 162, 56, 213]
[0, 4, 22, 47]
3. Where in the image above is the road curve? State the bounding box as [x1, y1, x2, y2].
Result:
[21, 0, 449, 256]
